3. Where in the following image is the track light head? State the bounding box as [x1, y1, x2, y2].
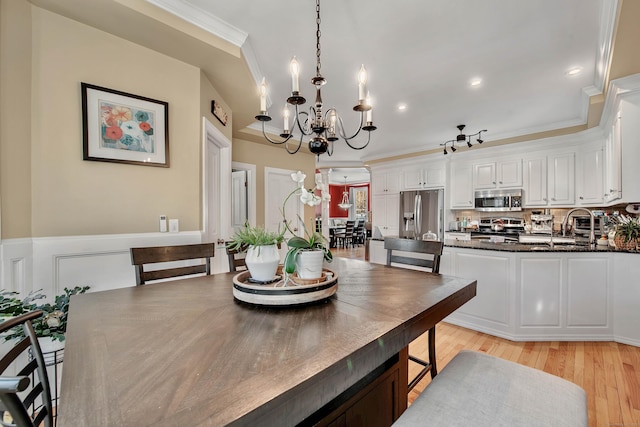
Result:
[442, 125, 487, 155]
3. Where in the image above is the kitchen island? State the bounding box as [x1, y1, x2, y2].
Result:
[58, 258, 476, 426]
[369, 237, 640, 347]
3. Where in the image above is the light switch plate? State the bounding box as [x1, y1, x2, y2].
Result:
[169, 219, 179, 233]
[159, 215, 167, 232]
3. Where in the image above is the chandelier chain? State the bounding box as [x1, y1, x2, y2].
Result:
[316, 0, 322, 76]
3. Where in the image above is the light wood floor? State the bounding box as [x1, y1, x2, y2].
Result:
[332, 245, 640, 427]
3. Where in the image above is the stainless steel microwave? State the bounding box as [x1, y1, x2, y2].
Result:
[474, 189, 523, 212]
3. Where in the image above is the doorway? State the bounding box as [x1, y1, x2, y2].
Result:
[202, 117, 231, 244]
[231, 161, 257, 233]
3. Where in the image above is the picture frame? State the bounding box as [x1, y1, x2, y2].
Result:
[211, 100, 228, 126]
[82, 83, 169, 167]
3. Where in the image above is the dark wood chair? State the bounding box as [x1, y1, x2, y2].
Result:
[226, 244, 247, 272]
[384, 237, 444, 391]
[130, 243, 215, 285]
[0, 310, 53, 427]
[336, 220, 356, 248]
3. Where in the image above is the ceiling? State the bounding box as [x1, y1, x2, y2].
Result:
[29, 0, 616, 168]
[167, 0, 614, 165]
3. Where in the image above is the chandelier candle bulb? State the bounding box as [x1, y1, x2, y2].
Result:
[283, 106, 290, 132]
[365, 93, 372, 122]
[358, 65, 367, 101]
[259, 77, 267, 112]
[290, 57, 300, 93]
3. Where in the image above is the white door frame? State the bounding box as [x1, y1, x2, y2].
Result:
[264, 167, 303, 237]
[232, 161, 257, 227]
[202, 117, 232, 244]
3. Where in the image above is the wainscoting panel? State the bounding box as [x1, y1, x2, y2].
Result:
[2, 232, 209, 299]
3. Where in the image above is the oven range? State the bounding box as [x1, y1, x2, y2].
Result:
[472, 217, 525, 240]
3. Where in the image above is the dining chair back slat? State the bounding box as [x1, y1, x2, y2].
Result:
[0, 310, 53, 427]
[384, 238, 443, 272]
[384, 237, 444, 391]
[226, 245, 247, 272]
[130, 243, 215, 285]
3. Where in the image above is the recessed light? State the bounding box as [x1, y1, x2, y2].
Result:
[397, 103, 407, 111]
[566, 67, 582, 76]
[469, 78, 482, 87]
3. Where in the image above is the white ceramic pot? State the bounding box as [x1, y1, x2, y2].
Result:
[295, 250, 325, 279]
[245, 244, 280, 282]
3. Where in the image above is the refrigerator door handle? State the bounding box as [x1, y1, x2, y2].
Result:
[414, 194, 422, 238]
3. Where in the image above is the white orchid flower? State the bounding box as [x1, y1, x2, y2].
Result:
[290, 171, 306, 187]
[315, 173, 323, 186]
[300, 188, 321, 206]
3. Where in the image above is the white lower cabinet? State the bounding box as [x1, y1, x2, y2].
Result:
[451, 251, 512, 332]
[442, 247, 615, 342]
[519, 257, 562, 327]
[371, 193, 399, 237]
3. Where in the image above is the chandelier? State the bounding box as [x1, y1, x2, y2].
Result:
[441, 124, 487, 155]
[338, 176, 353, 209]
[255, 0, 376, 158]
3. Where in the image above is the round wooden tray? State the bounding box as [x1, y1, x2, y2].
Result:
[232, 268, 338, 306]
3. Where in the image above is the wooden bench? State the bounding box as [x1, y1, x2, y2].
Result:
[393, 350, 588, 426]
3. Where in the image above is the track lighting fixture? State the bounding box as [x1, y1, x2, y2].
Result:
[440, 124, 487, 155]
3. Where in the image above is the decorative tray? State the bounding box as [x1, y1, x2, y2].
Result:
[232, 268, 338, 306]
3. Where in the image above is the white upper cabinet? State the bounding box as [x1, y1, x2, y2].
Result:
[576, 142, 604, 206]
[372, 171, 401, 195]
[450, 162, 474, 209]
[604, 113, 622, 203]
[548, 152, 575, 206]
[523, 157, 548, 206]
[473, 159, 522, 190]
[403, 162, 446, 190]
[523, 152, 575, 207]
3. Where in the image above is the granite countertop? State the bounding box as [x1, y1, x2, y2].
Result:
[444, 239, 639, 253]
[370, 235, 639, 253]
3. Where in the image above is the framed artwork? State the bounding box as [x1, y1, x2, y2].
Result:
[82, 83, 169, 167]
[211, 100, 228, 126]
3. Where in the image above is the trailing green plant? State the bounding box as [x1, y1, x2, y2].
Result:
[0, 286, 90, 342]
[613, 215, 640, 243]
[227, 222, 285, 252]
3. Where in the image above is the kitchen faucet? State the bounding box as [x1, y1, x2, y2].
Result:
[562, 208, 596, 247]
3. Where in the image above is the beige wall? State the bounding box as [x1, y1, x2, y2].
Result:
[231, 138, 316, 231]
[0, 0, 32, 239]
[25, 7, 203, 237]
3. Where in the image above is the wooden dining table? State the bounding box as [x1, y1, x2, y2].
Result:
[57, 257, 476, 426]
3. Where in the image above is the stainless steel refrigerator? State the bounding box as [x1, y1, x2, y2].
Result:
[399, 189, 444, 240]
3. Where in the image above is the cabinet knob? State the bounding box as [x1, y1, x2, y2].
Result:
[492, 181, 496, 184]
[579, 196, 584, 200]
[544, 198, 548, 202]
[552, 198, 556, 201]
[609, 189, 615, 193]
[499, 181, 503, 184]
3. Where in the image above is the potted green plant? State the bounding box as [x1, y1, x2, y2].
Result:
[227, 223, 285, 282]
[281, 171, 332, 279]
[0, 286, 90, 345]
[613, 215, 640, 250]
